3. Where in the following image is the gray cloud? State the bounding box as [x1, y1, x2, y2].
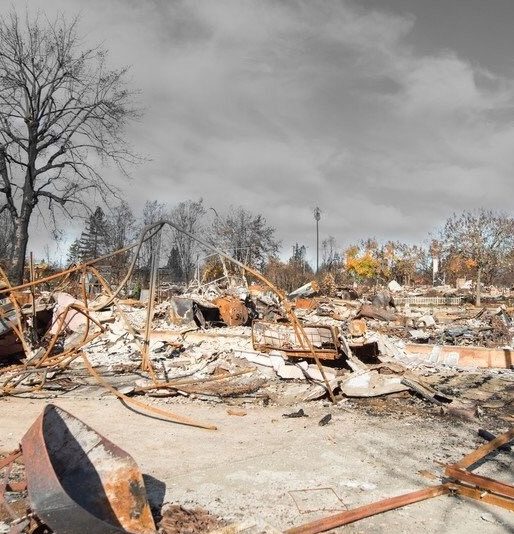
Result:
[2, 0, 514, 264]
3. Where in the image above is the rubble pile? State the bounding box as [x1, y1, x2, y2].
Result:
[1, 273, 513, 411]
[0, 262, 512, 533]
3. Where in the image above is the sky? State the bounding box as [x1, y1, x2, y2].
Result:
[3, 0, 514, 264]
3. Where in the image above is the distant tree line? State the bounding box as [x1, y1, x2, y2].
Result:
[308, 209, 514, 305]
[63, 199, 281, 288]
[61, 201, 514, 306]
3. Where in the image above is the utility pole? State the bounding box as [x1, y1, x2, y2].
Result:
[314, 207, 321, 273]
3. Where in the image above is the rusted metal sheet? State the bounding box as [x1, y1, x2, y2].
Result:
[348, 318, 367, 336]
[21, 404, 156, 534]
[213, 296, 249, 326]
[248, 283, 267, 296]
[294, 298, 318, 310]
[0, 304, 53, 359]
[405, 343, 513, 369]
[252, 320, 340, 360]
[169, 296, 249, 328]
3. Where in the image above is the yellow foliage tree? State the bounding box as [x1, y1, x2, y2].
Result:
[345, 249, 379, 281]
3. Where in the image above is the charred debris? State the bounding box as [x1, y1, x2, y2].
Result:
[0, 222, 512, 533]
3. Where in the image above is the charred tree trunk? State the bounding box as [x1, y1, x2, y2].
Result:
[11, 211, 31, 284]
[0, 146, 18, 275]
[11, 121, 38, 285]
[0, 13, 139, 284]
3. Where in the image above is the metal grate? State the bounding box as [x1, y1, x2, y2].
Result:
[395, 296, 463, 306]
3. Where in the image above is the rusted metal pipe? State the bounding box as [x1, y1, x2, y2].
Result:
[285, 485, 451, 534]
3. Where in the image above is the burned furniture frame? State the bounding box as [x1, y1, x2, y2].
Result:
[251, 320, 342, 360]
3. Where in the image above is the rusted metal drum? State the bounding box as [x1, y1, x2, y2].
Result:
[21, 404, 156, 534]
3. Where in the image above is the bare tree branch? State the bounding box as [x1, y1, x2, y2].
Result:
[0, 9, 141, 282]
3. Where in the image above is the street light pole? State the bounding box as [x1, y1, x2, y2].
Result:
[314, 207, 321, 273]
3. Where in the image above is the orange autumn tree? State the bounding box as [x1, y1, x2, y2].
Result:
[440, 209, 514, 305]
[446, 254, 477, 283]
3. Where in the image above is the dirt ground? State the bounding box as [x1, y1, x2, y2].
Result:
[0, 389, 512, 533]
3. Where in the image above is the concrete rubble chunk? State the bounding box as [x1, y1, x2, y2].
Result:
[234, 350, 275, 368]
[288, 280, 320, 299]
[388, 280, 403, 292]
[417, 315, 436, 328]
[276, 361, 308, 380]
[340, 369, 409, 397]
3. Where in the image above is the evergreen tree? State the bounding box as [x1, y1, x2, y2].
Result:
[67, 239, 81, 265]
[290, 243, 309, 271]
[77, 207, 109, 261]
[167, 246, 184, 282]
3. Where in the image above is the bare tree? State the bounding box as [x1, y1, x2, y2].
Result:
[139, 200, 166, 282]
[0, 10, 139, 283]
[106, 201, 136, 253]
[321, 236, 342, 273]
[210, 206, 280, 269]
[265, 243, 313, 292]
[169, 198, 205, 283]
[105, 201, 136, 282]
[441, 209, 514, 305]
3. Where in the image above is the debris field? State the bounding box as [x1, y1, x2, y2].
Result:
[0, 235, 512, 534]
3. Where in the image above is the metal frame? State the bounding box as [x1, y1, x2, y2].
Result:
[251, 320, 341, 360]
